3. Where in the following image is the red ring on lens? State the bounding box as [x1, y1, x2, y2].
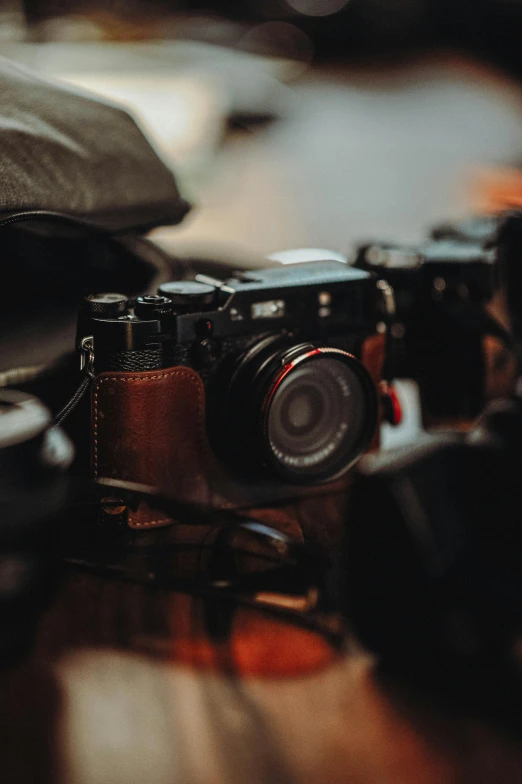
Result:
[259, 346, 378, 484]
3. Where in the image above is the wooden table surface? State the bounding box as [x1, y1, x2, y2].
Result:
[4, 45, 522, 783]
[3, 570, 522, 784]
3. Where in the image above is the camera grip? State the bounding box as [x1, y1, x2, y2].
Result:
[92, 367, 222, 527]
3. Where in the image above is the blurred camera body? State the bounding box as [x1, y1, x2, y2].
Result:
[78, 258, 384, 527]
[354, 238, 516, 424]
[430, 215, 500, 245]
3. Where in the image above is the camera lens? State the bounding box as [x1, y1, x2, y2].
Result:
[223, 341, 377, 484]
[266, 353, 370, 479]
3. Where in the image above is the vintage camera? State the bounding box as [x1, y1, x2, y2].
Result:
[354, 236, 516, 423]
[77, 258, 386, 522]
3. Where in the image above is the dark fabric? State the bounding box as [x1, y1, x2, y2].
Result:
[0, 57, 190, 233]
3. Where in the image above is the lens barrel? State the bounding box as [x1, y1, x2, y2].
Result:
[222, 339, 378, 483]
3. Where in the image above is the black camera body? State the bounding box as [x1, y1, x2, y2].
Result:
[354, 239, 497, 355]
[78, 259, 382, 490]
[354, 238, 509, 421]
[80, 260, 377, 370]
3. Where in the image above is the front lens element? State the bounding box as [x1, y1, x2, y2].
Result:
[262, 348, 377, 482]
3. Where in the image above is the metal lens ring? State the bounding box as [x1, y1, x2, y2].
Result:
[259, 346, 378, 483]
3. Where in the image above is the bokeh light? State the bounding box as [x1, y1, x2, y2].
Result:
[284, 0, 350, 17]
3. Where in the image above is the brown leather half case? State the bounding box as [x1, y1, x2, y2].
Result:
[92, 336, 385, 533]
[93, 367, 219, 525]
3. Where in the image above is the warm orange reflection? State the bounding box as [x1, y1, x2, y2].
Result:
[160, 593, 341, 677]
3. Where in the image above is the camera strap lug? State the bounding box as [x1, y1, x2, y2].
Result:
[79, 336, 94, 372]
[52, 338, 95, 428]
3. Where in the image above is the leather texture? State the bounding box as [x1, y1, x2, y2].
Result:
[92, 366, 217, 527]
[91, 335, 384, 533]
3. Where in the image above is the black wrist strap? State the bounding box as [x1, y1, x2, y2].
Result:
[63, 475, 343, 648]
[52, 366, 94, 427]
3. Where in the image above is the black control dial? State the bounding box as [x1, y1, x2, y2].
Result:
[158, 281, 216, 313]
[134, 295, 173, 321]
[84, 293, 127, 318]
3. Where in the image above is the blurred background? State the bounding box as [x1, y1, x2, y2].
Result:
[2, 0, 522, 258]
[2, 0, 522, 376]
